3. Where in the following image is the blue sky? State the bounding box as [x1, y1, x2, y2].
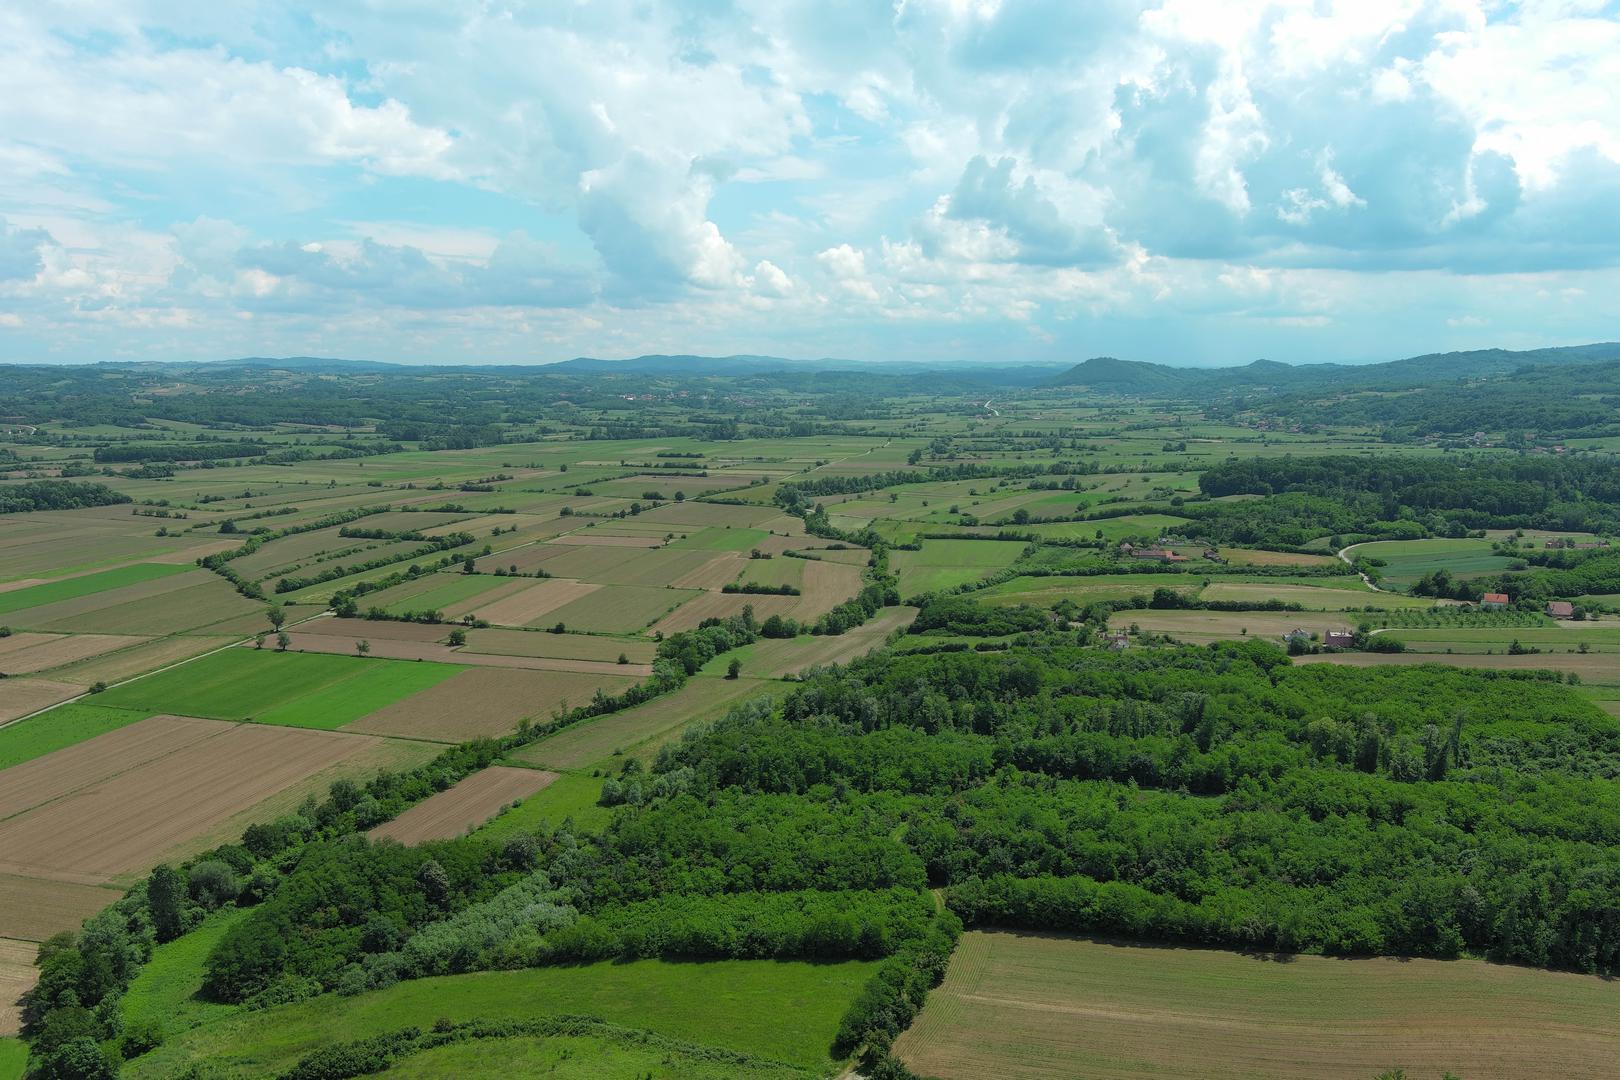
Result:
[2, 0, 1619, 366]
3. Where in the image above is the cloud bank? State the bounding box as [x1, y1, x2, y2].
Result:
[2, 1, 1618, 364]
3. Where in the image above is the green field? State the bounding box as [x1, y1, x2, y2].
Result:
[0, 1039, 25, 1080]
[379, 574, 511, 616]
[94, 649, 466, 727]
[373, 1032, 808, 1079]
[668, 527, 770, 551]
[0, 703, 152, 770]
[1352, 538, 1517, 588]
[893, 539, 1026, 597]
[121, 906, 251, 1039]
[128, 958, 880, 1078]
[0, 562, 188, 615]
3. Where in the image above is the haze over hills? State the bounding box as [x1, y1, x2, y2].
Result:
[85, 342, 1620, 389]
[1049, 343, 1620, 395]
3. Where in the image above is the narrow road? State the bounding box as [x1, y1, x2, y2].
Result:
[1336, 542, 1384, 592]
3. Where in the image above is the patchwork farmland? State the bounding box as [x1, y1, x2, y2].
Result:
[4, 366, 1619, 1080]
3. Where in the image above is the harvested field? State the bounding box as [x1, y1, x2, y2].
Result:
[1293, 650, 1620, 683]
[463, 628, 655, 664]
[368, 766, 558, 844]
[0, 717, 385, 885]
[344, 667, 639, 741]
[0, 633, 146, 674]
[895, 931, 1620, 1080]
[510, 677, 770, 771]
[466, 578, 601, 626]
[0, 875, 119, 943]
[1, 938, 36, 1037]
[48, 635, 231, 687]
[542, 584, 700, 633]
[540, 547, 725, 587]
[0, 679, 80, 723]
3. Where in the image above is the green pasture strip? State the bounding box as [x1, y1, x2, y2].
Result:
[0, 703, 153, 770]
[0, 563, 188, 616]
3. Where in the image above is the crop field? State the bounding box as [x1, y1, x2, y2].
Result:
[1294, 650, 1620, 684]
[0, 702, 153, 770]
[1198, 581, 1433, 610]
[95, 650, 467, 727]
[127, 957, 882, 1079]
[539, 545, 724, 586]
[895, 931, 1620, 1080]
[0, 873, 119, 943]
[343, 667, 639, 740]
[376, 573, 517, 617]
[542, 583, 701, 632]
[0, 562, 188, 615]
[666, 527, 771, 551]
[978, 574, 1201, 607]
[639, 501, 784, 528]
[510, 675, 771, 771]
[23, 575, 265, 635]
[368, 765, 559, 844]
[0, 716, 391, 889]
[1351, 538, 1517, 588]
[1113, 610, 1353, 643]
[462, 627, 655, 663]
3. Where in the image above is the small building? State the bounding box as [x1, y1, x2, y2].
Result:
[1203, 548, 1223, 561]
[1481, 592, 1510, 610]
[1103, 633, 1130, 650]
[1546, 600, 1575, 620]
[1283, 628, 1311, 645]
[1545, 537, 1568, 549]
[1323, 630, 1357, 649]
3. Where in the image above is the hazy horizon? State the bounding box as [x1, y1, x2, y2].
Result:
[3, 2, 1618, 365]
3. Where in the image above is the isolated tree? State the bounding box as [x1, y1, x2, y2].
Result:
[147, 864, 186, 942]
[617, 652, 629, 665]
[275, 631, 291, 652]
[447, 628, 467, 647]
[417, 859, 450, 908]
[726, 657, 743, 680]
[355, 639, 371, 657]
[253, 632, 265, 650]
[267, 607, 286, 631]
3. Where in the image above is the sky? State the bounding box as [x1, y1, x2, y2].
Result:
[2, 1, 1619, 367]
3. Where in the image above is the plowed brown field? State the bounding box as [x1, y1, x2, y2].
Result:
[368, 765, 558, 844]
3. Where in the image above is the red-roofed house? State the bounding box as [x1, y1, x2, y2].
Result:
[1481, 592, 1510, 609]
[1323, 630, 1357, 649]
[1546, 600, 1575, 619]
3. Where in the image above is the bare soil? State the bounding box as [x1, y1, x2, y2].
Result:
[368, 765, 558, 844]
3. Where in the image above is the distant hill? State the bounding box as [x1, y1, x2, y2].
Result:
[1049, 343, 1620, 396]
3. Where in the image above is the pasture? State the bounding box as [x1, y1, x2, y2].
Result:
[895, 930, 1620, 1080]
[0, 562, 187, 615]
[893, 539, 1026, 596]
[127, 957, 882, 1078]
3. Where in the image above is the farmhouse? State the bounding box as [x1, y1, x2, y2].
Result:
[1323, 630, 1357, 649]
[1546, 600, 1575, 619]
[1283, 628, 1311, 645]
[1481, 592, 1510, 609]
[1103, 633, 1130, 650]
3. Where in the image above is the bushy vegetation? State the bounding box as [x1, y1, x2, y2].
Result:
[0, 479, 130, 514]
